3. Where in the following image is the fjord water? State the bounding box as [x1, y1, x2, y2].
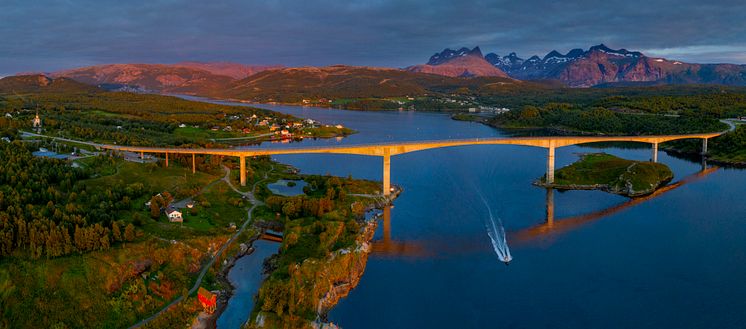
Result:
[197, 98, 746, 328]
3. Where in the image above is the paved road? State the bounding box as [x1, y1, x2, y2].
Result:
[21, 131, 103, 148]
[210, 132, 275, 142]
[129, 165, 273, 328]
[721, 119, 738, 132]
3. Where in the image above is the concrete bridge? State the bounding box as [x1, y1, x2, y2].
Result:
[100, 132, 722, 195]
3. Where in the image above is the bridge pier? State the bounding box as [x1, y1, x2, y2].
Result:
[546, 145, 555, 184]
[382, 149, 391, 196]
[702, 138, 708, 155]
[140, 151, 144, 160]
[239, 156, 247, 186]
[192, 153, 196, 174]
[165, 152, 169, 167]
[651, 142, 658, 163]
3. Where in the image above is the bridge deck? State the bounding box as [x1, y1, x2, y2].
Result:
[101, 132, 723, 157]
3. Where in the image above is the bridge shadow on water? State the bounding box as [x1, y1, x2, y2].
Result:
[370, 162, 719, 259]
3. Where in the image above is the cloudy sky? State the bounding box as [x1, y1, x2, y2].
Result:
[2, 0, 746, 75]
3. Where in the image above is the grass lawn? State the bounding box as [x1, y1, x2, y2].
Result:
[192, 181, 249, 228]
[84, 160, 218, 199]
[174, 126, 241, 140]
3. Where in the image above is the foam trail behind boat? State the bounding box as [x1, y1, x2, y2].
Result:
[477, 190, 513, 263]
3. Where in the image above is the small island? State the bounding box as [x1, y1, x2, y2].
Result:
[536, 153, 673, 197]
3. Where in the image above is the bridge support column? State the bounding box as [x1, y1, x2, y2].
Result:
[651, 142, 658, 163]
[239, 156, 247, 187]
[546, 145, 555, 184]
[382, 149, 391, 196]
[140, 151, 144, 160]
[702, 138, 708, 155]
[192, 153, 196, 174]
[165, 152, 169, 167]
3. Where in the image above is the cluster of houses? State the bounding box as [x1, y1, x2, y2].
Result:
[468, 106, 512, 114]
[301, 98, 334, 104]
[187, 113, 325, 139]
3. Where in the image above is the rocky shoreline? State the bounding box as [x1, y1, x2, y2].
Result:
[251, 189, 401, 328]
[535, 178, 673, 197]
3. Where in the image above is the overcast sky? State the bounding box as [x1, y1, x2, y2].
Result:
[2, 0, 746, 76]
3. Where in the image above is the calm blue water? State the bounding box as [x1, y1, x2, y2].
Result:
[216, 240, 278, 329]
[267, 179, 308, 197]
[193, 98, 746, 329]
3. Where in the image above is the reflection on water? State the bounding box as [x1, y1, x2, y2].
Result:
[372, 164, 719, 257]
[267, 179, 307, 196]
[512, 165, 719, 245]
[372, 206, 430, 258]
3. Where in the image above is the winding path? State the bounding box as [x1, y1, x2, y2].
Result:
[129, 165, 273, 328]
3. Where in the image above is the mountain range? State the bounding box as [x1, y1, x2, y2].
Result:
[405, 47, 509, 78]
[420, 44, 746, 87]
[9, 44, 746, 102]
[47, 62, 280, 94]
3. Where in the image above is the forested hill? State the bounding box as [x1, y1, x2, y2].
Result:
[218, 65, 525, 102]
[0, 74, 101, 94]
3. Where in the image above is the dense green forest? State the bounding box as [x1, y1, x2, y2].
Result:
[477, 86, 746, 135]
[0, 142, 139, 258]
[665, 125, 746, 163]
[488, 104, 727, 135]
[477, 84, 746, 116]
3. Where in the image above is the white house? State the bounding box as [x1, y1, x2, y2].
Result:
[166, 207, 183, 223]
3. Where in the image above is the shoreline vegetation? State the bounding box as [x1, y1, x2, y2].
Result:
[245, 175, 399, 328]
[536, 153, 674, 197]
[205, 167, 401, 329]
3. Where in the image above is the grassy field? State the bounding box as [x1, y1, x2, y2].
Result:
[544, 153, 673, 197]
[173, 126, 239, 140]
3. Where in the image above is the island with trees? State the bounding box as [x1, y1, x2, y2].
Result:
[536, 153, 674, 197]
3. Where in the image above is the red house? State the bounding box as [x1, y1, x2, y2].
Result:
[198, 287, 217, 313]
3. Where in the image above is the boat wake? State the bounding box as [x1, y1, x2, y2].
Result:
[477, 191, 513, 264]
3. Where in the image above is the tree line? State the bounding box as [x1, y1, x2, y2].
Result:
[0, 142, 141, 259]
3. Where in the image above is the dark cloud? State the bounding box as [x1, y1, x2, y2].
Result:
[2, 0, 746, 75]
